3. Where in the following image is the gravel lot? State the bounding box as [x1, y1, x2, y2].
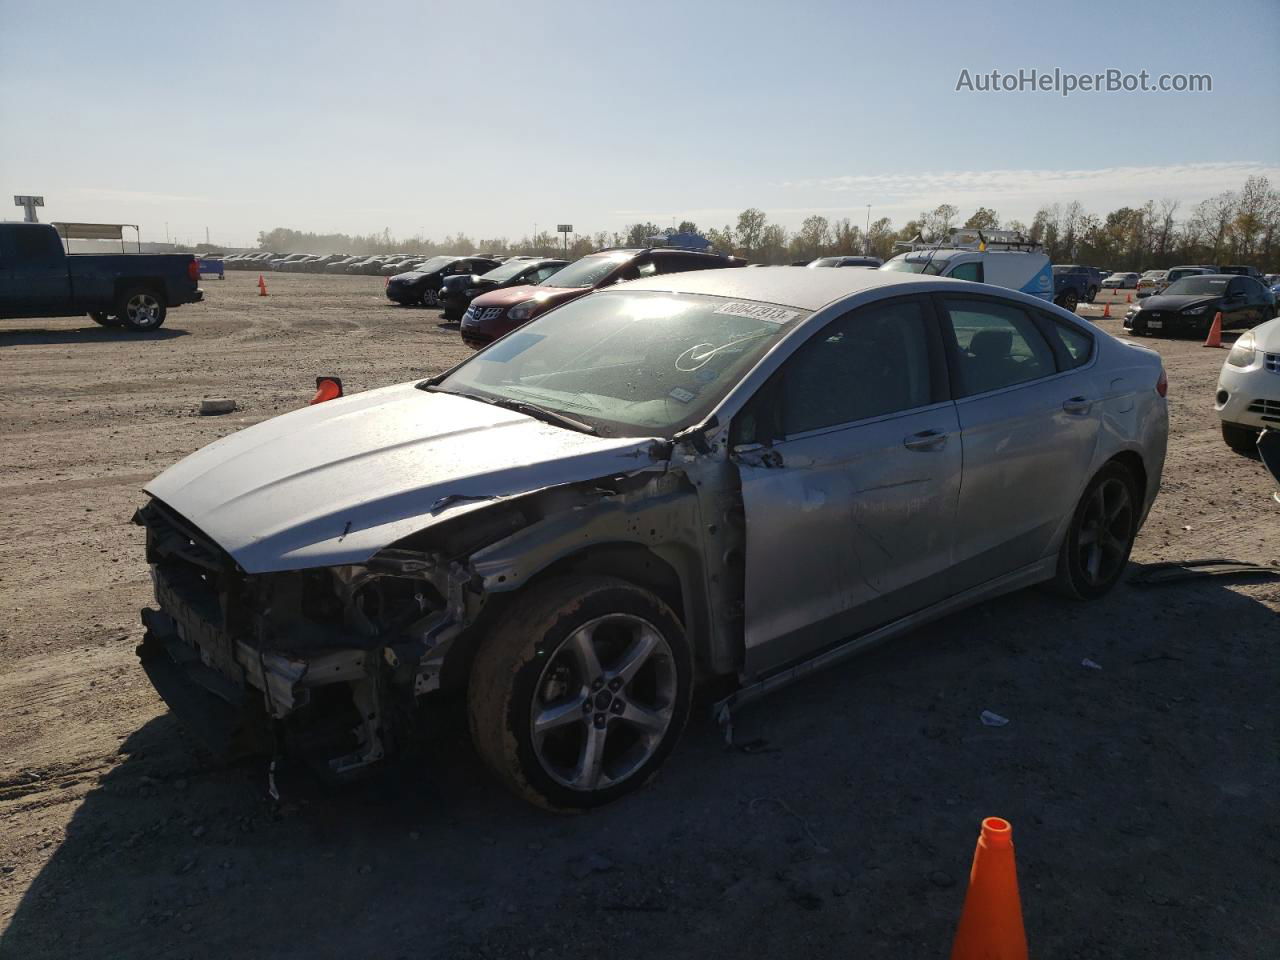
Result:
[1, 274, 1276, 959]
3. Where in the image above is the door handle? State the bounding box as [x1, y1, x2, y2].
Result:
[903, 429, 948, 452]
[1062, 396, 1092, 415]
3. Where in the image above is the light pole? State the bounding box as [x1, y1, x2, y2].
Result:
[864, 204, 871, 256]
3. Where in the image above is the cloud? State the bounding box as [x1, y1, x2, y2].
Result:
[782, 161, 1279, 211]
[71, 187, 217, 206]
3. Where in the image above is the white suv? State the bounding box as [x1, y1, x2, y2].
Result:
[1216, 316, 1280, 455]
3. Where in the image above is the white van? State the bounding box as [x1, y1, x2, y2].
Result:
[879, 230, 1054, 302]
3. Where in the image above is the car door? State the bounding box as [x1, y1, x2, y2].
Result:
[1242, 278, 1271, 324]
[733, 295, 962, 676]
[2, 227, 71, 315]
[938, 294, 1103, 591]
[1222, 278, 1252, 328]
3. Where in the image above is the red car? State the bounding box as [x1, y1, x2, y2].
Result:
[459, 247, 745, 348]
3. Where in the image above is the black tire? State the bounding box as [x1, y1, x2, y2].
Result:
[1052, 461, 1141, 600]
[1087, 286, 1098, 303]
[88, 311, 122, 327]
[1057, 291, 1079, 313]
[468, 576, 693, 811]
[1221, 422, 1260, 458]
[117, 286, 167, 331]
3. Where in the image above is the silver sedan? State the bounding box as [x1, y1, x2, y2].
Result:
[135, 267, 1169, 809]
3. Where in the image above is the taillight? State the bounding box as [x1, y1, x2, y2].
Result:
[310, 376, 343, 405]
[187, 259, 200, 281]
[1156, 368, 1167, 397]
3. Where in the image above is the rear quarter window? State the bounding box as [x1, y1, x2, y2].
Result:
[1043, 315, 1094, 369]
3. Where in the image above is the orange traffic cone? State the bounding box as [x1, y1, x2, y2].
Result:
[1126, 292, 1132, 303]
[1102, 302, 1111, 318]
[258, 274, 268, 297]
[950, 817, 1027, 960]
[1202, 312, 1224, 348]
[310, 376, 343, 405]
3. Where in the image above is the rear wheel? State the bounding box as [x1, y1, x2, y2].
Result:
[88, 311, 121, 327]
[1087, 286, 1099, 303]
[1052, 462, 1140, 600]
[1222, 422, 1260, 458]
[117, 287, 167, 331]
[1057, 291, 1079, 313]
[468, 576, 693, 811]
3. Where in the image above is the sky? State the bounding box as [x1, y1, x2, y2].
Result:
[2, 0, 1277, 248]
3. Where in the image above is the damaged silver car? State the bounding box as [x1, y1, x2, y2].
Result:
[136, 268, 1168, 809]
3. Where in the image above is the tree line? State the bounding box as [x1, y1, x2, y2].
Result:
[252, 176, 1279, 270]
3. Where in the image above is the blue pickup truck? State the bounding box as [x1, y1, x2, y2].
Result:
[1051, 264, 1102, 312]
[0, 222, 203, 331]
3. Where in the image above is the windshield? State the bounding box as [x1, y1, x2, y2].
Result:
[536, 253, 630, 289]
[432, 291, 807, 437]
[413, 256, 456, 274]
[881, 255, 950, 276]
[480, 260, 538, 283]
[1163, 276, 1228, 296]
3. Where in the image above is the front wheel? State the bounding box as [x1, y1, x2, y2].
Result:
[117, 287, 167, 331]
[1052, 462, 1140, 600]
[468, 576, 693, 811]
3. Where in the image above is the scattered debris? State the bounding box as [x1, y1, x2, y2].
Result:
[980, 710, 1010, 727]
[1129, 559, 1280, 586]
[198, 397, 237, 416]
[1081, 658, 1103, 671]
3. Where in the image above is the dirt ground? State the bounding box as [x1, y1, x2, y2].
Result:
[0, 274, 1276, 960]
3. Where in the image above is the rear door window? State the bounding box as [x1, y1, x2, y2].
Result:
[940, 297, 1058, 396]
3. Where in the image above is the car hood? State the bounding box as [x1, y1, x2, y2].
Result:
[1138, 293, 1220, 311]
[1249, 316, 1280, 351]
[470, 284, 583, 308]
[144, 383, 665, 574]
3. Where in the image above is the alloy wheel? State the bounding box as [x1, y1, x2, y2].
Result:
[125, 292, 162, 328]
[1075, 477, 1134, 587]
[529, 614, 676, 792]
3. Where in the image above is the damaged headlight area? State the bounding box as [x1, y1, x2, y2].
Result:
[133, 499, 472, 779]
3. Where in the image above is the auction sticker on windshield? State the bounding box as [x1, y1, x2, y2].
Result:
[713, 301, 800, 324]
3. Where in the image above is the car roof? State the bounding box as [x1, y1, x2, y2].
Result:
[620, 264, 944, 311]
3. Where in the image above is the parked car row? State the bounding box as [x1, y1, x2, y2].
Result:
[456, 247, 748, 348]
[216, 250, 511, 276]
